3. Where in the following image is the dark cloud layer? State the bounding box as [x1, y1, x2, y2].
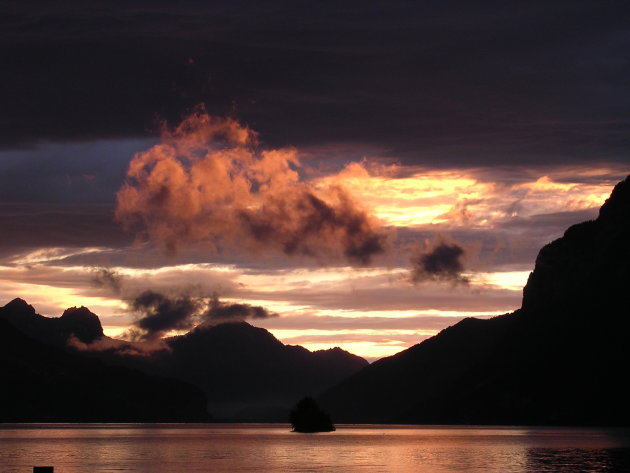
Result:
[2, 1, 629, 166]
[0, 203, 130, 258]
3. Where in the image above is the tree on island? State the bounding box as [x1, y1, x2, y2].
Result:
[289, 397, 336, 432]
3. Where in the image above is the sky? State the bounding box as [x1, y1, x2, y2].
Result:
[1, 0, 629, 360]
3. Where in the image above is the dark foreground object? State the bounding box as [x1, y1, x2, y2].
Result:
[0, 300, 368, 422]
[320, 175, 630, 426]
[289, 397, 335, 432]
[33, 468, 53, 473]
[0, 315, 210, 422]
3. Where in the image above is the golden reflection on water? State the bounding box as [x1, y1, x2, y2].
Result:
[1, 424, 629, 473]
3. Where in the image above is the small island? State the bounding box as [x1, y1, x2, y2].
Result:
[289, 397, 336, 433]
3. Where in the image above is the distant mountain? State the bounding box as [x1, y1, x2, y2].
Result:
[0, 300, 368, 422]
[159, 322, 368, 419]
[0, 298, 104, 346]
[319, 175, 630, 426]
[0, 317, 209, 422]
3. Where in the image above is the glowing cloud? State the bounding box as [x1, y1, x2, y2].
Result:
[318, 164, 615, 228]
[115, 107, 385, 265]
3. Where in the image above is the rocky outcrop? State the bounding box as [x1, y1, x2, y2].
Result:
[289, 397, 335, 433]
[522, 175, 630, 324]
[59, 306, 104, 343]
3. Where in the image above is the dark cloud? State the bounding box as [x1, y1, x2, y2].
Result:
[411, 243, 469, 284]
[127, 290, 277, 340]
[206, 295, 276, 321]
[91, 268, 123, 295]
[1, 1, 629, 167]
[129, 290, 201, 340]
[239, 189, 386, 265]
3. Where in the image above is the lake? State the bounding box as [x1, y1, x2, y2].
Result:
[2, 424, 630, 473]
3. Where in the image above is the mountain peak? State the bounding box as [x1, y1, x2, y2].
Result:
[521, 174, 630, 318]
[60, 306, 104, 343]
[598, 175, 630, 223]
[4, 298, 36, 315]
[169, 320, 286, 355]
[0, 300, 105, 345]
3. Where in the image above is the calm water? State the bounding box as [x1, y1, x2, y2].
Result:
[2, 424, 630, 473]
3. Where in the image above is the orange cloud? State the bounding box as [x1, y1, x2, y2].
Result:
[115, 107, 385, 265]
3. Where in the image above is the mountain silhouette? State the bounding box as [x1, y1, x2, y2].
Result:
[0, 299, 104, 346]
[132, 322, 368, 420]
[0, 301, 367, 422]
[319, 175, 630, 426]
[0, 317, 209, 422]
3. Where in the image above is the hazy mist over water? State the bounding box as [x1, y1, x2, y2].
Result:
[2, 424, 630, 473]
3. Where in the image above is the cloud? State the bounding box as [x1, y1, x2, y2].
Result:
[261, 313, 494, 332]
[125, 289, 277, 340]
[0, 203, 129, 257]
[115, 107, 386, 265]
[127, 290, 202, 340]
[67, 333, 168, 357]
[4, 1, 629, 167]
[91, 268, 123, 295]
[238, 187, 385, 265]
[319, 165, 620, 230]
[411, 242, 469, 284]
[206, 295, 276, 321]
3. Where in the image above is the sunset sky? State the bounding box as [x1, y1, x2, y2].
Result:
[1, 1, 629, 360]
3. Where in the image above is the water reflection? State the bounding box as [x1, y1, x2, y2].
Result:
[527, 447, 630, 473]
[1, 424, 630, 473]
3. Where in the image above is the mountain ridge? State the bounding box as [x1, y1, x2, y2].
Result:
[319, 175, 630, 426]
[0, 317, 209, 422]
[0, 298, 105, 346]
[0, 301, 368, 422]
[2, 175, 628, 424]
